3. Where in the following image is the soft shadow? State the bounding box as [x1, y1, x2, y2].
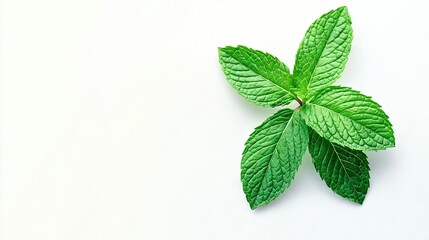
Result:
[366, 149, 398, 180]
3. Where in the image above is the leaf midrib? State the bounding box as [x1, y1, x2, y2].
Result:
[329, 142, 360, 199]
[223, 50, 296, 100]
[252, 111, 296, 207]
[303, 8, 344, 96]
[306, 103, 393, 148]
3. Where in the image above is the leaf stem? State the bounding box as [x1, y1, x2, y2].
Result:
[295, 98, 303, 110]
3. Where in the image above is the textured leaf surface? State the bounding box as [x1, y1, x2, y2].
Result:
[293, 6, 353, 99]
[301, 86, 395, 150]
[241, 109, 308, 209]
[309, 130, 369, 204]
[219, 46, 296, 107]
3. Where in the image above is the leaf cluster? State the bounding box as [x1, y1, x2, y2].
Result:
[218, 6, 395, 209]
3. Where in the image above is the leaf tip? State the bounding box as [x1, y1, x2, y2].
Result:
[356, 197, 365, 205]
[349, 194, 366, 205]
[334, 5, 349, 15]
[336, 5, 352, 23]
[338, 5, 348, 11]
[247, 199, 259, 210]
[218, 46, 225, 54]
[249, 201, 265, 210]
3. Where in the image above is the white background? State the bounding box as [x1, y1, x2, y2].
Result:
[1, 0, 429, 239]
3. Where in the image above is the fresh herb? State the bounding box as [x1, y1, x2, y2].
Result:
[218, 6, 395, 209]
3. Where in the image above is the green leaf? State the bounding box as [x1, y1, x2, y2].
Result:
[301, 86, 395, 151]
[293, 6, 353, 99]
[309, 130, 369, 204]
[218, 46, 296, 107]
[241, 109, 308, 209]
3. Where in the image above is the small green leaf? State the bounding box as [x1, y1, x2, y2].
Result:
[241, 109, 308, 209]
[293, 6, 353, 99]
[309, 130, 369, 204]
[301, 86, 395, 151]
[218, 46, 296, 107]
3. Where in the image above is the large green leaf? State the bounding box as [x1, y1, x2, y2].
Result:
[293, 6, 353, 99]
[309, 130, 369, 204]
[218, 46, 296, 107]
[241, 109, 308, 209]
[301, 86, 395, 151]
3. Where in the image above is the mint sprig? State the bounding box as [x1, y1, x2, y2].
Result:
[218, 6, 395, 209]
